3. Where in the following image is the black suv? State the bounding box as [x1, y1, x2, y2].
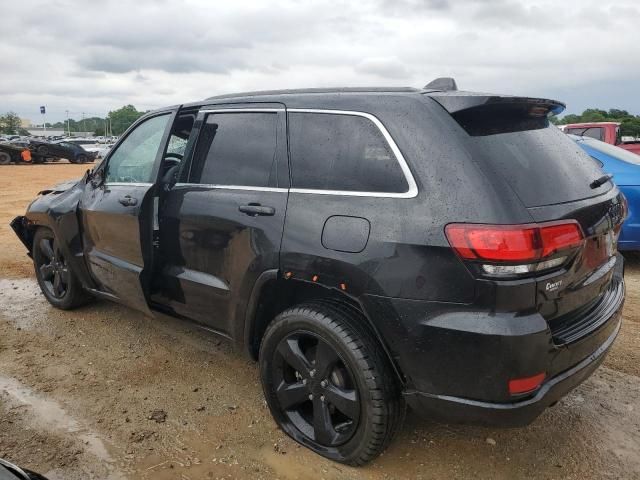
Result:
[30, 140, 97, 163]
[11, 79, 626, 465]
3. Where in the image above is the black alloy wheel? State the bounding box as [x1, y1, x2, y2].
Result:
[35, 235, 69, 299]
[273, 331, 360, 446]
[260, 301, 405, 465]
[32, 228, 91, 309]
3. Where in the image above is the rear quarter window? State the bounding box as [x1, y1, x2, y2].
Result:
[288, 112, 409, 194]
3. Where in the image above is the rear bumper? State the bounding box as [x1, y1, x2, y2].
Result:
[362, 255, 625, 427]
[403, 313, 620, 426]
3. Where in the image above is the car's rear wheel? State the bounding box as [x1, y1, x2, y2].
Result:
[0, 152, 11, 165]
[76, 154, 87, 163]
[259, 300, 405, 465]
[33, 228, 90, 309]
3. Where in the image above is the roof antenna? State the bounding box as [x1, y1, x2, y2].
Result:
[424, 77, 458, 91]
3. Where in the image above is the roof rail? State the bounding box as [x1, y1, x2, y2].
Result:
[424, 77, 458, 91]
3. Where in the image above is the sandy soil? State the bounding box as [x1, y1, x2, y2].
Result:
[0, 164, 639, 479]
[0, 162, 89, 278]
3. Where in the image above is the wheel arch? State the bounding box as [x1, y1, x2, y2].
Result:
[241, 271, 406, 386]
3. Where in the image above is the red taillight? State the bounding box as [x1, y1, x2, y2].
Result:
[445, 221, 584, 263]
[508, 372, 546, 395]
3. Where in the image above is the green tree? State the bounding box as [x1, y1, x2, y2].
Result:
[0, 112, 22, 134]
[108, 105, 146, 135]
[621, 118, 640, 138]
[580, 109, 608, 122]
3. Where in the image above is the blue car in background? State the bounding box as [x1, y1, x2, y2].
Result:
[572, 134, 640, 250]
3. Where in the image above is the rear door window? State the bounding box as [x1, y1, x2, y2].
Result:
[188, 112, 278, 187]
[288, 112, 409, 194]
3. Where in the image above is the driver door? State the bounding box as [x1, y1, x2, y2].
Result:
[79, 109, 177, 315]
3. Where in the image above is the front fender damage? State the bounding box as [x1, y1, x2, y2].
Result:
[10, 216, 33, 255]
[11, 171, 97, 289]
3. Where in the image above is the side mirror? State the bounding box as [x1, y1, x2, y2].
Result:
[90, 168, 104, 188]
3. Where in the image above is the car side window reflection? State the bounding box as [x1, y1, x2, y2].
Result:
[105, 114, 171, 183]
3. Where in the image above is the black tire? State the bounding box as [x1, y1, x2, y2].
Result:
[259, 300, 405, 465]
[32, 228, 91, 310]
[0, 152, 11, 165]
[76, 154, 87, 164]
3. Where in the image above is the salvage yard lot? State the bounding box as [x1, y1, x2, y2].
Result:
[0, 164, 639, 479]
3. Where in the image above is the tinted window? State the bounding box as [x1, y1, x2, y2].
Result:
[189, 112, 278, 187]
[288, 113, 408, 193]
[105, 114, 170, 183]
[468, 125, 610, 207]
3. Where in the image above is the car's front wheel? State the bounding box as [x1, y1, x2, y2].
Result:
[259, 300, 405, 465]
[33, 228, 90, 309]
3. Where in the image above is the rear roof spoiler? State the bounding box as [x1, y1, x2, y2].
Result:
[428, 91, 566, 116]
[426, 91, 566, 136]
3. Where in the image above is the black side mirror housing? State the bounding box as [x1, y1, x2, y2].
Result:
[89, 168, 104, 188]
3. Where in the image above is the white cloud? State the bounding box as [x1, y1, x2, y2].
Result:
[1, 0, 639, 122]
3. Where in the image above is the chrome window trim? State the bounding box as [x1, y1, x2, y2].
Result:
[199, 108, 284, 114]
[104, 182, 153, 187]
[173, 183, 287, 193]
[287, 108, 419, 199]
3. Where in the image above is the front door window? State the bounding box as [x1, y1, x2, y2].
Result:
[105, 114, 171, 183]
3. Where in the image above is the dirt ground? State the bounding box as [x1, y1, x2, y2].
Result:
[0, 164, 639, 480]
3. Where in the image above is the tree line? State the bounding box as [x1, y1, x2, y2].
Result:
[551, 108, 640, 137]
[0, 105, 147, 136]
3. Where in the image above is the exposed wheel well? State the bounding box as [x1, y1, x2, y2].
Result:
[246, 277, 405, 384]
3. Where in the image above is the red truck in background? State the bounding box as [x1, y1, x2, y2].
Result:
[563, 122, 640, 155]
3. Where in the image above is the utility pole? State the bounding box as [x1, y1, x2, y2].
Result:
[81, 112, 86, 135]
[65, 110, 70, 136]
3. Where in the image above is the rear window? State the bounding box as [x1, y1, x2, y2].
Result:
[467, 125, 611, 207]
[565, 127, 604, 141]
[288, 112, 409, 194]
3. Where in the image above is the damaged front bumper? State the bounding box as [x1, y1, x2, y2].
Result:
[10, 216, 34, 256]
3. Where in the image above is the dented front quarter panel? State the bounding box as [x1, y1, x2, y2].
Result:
[11, 171, 97, 289]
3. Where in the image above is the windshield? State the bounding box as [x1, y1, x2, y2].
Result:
[582, 137, 640, 166]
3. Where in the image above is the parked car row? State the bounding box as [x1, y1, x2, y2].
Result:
[0, 137, 113, 165]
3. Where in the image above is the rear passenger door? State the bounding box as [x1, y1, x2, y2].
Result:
[155, 105, 289, 338]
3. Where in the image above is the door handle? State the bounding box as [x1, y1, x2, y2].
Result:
[238, 204, 275, 216]
[118, 195, 138, 207]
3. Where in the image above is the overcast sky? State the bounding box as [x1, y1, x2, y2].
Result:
[1, 0, 639, 123]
